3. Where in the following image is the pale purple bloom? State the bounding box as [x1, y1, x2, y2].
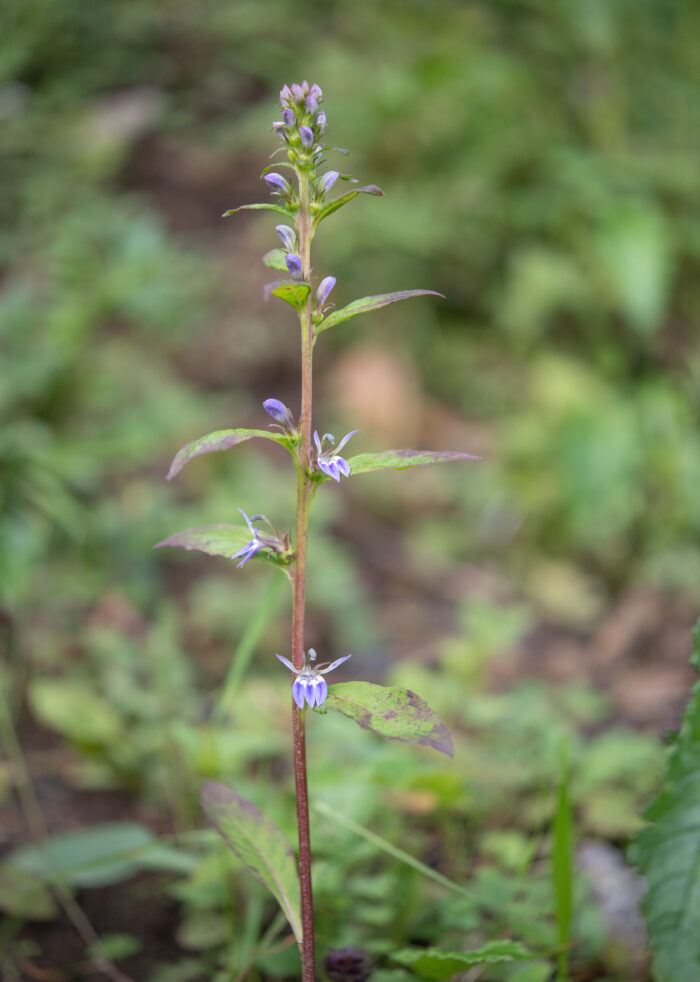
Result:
[291, 83, 304, 102]
[283, 108, 296, 126]
[264, 172, 289, 194]
[285, 253, 303, 279]
[319, 170, 339, 195]
[276, 650, 352, 709]
[316, 111, 327, 133]
[280, 85, 292, 103]
[309, 83, 323, 102]
[313, 429, 357, 481]
[231, 510, 265, 567]
[299, 125, 314, 148]
[263, 398, 294, 428]
[305, 95, 318, 114]
[276, 224, 296, 252]
[272, 121, 285, 132]
[316, 276, 336, 308]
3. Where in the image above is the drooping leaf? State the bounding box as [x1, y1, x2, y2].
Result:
[313, 185, 383, 225]
[223, 202, 292, 219]
[201, 781, 302, 944]
[6, 822, 156, 889]
[154, 525, 252, 560]
[325, 681, 453, 757]
[316, 289, 443, 335]
[346, 449, 481, 476]
[167, 428, 285, 481]
[631, 620, 700, 982]
[264, 280, 311, 310]
[391, 942, 532, 979]
[263, 248, 289, 271]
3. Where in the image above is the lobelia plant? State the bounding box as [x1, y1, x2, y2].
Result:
[157, 81, 480, 981]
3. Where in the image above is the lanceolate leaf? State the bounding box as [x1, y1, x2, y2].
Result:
[316, 289, 443, 335]
[201, 782, 302, 944]
[154, 525, 252, 559]
[391, 943, 532, 980]
[631, 620, 700, 982]
[347, 449, 481, 476]
[325, 681, 453, 757]
[223, 202, 292, 219]
[264, 280, 311, 310]
[313, 185, 383, 225]
[167, 428, 285, 481]
[263, 248, 289, 271]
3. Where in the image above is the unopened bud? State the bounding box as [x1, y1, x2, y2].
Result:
[285, 254, 303, 279]
[299, 125, 314, 148]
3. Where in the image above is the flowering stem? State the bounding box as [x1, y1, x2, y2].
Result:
[291, 167, 316, 981]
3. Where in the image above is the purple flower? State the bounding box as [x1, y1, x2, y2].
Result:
[316, 111, 327, 133]
[276, 650, 352, 709]
[305, 95, 318, 114]
[263, 398, 294, 428]
[319, 170, 339, 195]
[309, 83, 323, 102]
[231, 510, 265, 567]
[264, 172, 289, 194]
[285, 253, 303, 279]
[291, 83, 304, 102]
[283, 108, 296, 126]
[280, 85, 292, 104]
[316, 276, 336, 308]
[276, 224, 296, 252]
[299, 125, 314, 148]
[272, 121, 285, 132]
[313, 429, 357, 482]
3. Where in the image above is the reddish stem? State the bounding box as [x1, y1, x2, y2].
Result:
[291, 169, 316, 982]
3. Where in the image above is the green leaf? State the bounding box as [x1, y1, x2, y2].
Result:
[223, 202, 291, 219]
[316, 289, 443, 335]
[391, 942, 532, 979]
[346, 449, 481, 476]
[631, 620, 700, 982]
[29, 679, 123, 746]
[325, 681, 453, 757]
[154, 524, 252, 559]
[552, 740, 573, 982]
[313, 184, 383, 224]
[0, 863, 58, 920]
[6, 822, 156, 888]
[166, 428, 285, 480]
[265, 280, 311, 310]
[201, 781, 302, 944]
[263, 248, 289, 271]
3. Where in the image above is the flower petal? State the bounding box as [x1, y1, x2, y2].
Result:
[292, 677, 306, 709]
[319, 653, 352, 674]
[276, 654, 297, 673]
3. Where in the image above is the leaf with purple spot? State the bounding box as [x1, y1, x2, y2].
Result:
[345, 449, 481, 476]
[166, 428, 286, 481]
[201, 782, 302, 943]
[325, 682, 454, 757]
[315, 290, 444, 336]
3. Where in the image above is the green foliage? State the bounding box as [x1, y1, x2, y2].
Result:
[391, 942, 532, 978]
[167, 428, 287, 481]
[631, 621, 700, 982]
[347, 449, 480, 476]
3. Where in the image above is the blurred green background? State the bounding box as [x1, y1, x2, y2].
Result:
[1, 1, 699, 980]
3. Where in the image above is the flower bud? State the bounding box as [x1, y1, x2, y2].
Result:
[319, 170, 339, 195]
[282, 108, 296, 127]
[316, 276, 336, 307]
[263, 398, 294, 428]
[276, 224, 296, 252]
[309, 83, 323, 102]
[316, 111, 327, 133]
[305, 95, 318, 114]
[264, 173, 289, 194]
[285, 253, 303, 279]
[272, 121, 285, 132]
[280, 85, 292, 104]
[291, 83, 304, 102]
[299, 125, 314, 148]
